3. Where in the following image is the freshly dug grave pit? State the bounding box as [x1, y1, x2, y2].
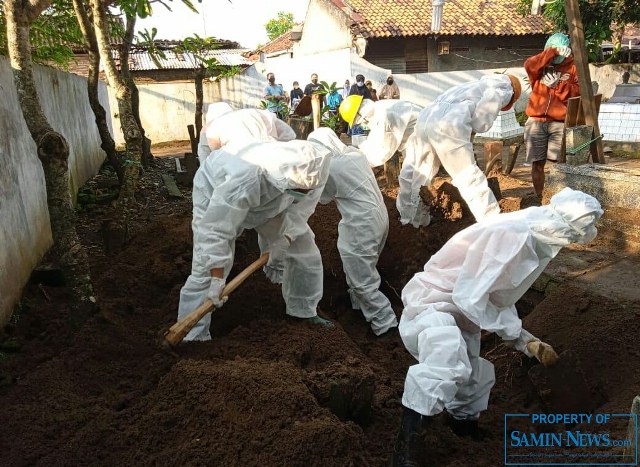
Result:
[1, 159, 638, 467]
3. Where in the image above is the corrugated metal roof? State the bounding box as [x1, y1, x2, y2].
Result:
[112, 49, 253, 71]
[201, 50, 255, 66]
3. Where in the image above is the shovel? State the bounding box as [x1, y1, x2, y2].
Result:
[164, 252, 270, 347]
[526, 341, 598, 414]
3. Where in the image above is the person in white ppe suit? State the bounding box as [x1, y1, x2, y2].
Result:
[197, 102, 296, 162]
[397, 74, 522, 228]
[178, 138, 334, 342]
[338, 96, 422, 167]
[197, 102, 232, 163]
[308, 128, 398, 336]
[392, 188, 603, 466]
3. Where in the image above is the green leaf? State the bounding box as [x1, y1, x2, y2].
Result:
[181, 0, 200, 14]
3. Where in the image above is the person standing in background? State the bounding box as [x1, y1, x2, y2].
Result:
[379, 75, 401, 100]
[349, 74, 372, 100]
[290, 81, 304, 111]
[342, 79, 351, 100]
[365, 80, 378, 101]
[524, 32, 579, 200]
[263, 72, 287, 116]
[304, 73, 322, 97]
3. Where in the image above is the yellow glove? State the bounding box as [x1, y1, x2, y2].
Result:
[526, 340, 559, 367]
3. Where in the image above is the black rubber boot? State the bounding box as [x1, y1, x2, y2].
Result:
[446, 415, 482, 440]
[288, 310, 335, 328]
[304, 315, 334, 328]
[391, 407, 427, 467]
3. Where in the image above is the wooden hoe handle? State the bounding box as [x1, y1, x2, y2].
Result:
[164, 253, 270, 347]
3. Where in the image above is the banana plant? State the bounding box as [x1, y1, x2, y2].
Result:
[260, 98, 289, 120]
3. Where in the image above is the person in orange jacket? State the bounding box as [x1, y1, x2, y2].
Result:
[524, 33, 580, 199]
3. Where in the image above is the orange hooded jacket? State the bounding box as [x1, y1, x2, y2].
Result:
[525, 48, 580, 123]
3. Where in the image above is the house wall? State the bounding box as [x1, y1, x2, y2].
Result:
[427, 35, 545, 72]
[294, 0, 353, 56]
[0, 56, 111, 328]
[365, 35, 545, 74]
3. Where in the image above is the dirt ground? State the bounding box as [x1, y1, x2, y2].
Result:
[1, 154, 639, 467]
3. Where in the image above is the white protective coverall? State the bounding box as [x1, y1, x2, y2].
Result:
[206, 108, 296, 153]
[356, 99, 423, 167]
[177, 139, 332, 341]
[197, 102, 233, 163]
[399, 188, 603, 419]
[308, 128, 398, 335]
[397, 74, 515, 227]
[197, 104, 297, 163]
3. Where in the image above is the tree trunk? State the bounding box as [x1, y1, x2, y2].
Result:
[121, 14, 152, 167]
[195, 67, 205, 136]
[4, 0, 95, 316]
[72, 0, 123, 184]
[91, 0, 143, 246]
[128, 77, 153, 166]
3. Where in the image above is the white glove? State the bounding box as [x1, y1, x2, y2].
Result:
[555, 46, 572, 58]
[541, 71, 561, 88]
[206, 277, 228, 307]
[410, 199, 431, 228]
[503, 329, 536, 356]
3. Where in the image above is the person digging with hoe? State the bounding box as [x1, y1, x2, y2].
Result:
[177, 138, 335, 342]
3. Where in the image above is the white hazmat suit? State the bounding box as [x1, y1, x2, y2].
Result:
[178, 139, 332, 341]
[399, 188, 603, 419]
[397, 74, 515, 227]
[356, 99, 423, 167]
[197, 102, 233, 163]
[197, 103, 296, 162]
[308, 128, 398, 336]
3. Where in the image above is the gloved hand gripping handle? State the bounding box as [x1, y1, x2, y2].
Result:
[527, 340, 559, 367]
[164, 253, 270, 347]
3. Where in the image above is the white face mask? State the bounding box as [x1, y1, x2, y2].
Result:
[356, 81, 364, 87]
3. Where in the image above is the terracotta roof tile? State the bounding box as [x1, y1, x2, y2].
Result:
[346, 0, 551, 37]
[259, 30, 295, 54]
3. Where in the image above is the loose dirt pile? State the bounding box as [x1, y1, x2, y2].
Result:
[1, 158, 638, 466]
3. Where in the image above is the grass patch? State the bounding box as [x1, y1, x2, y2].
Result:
[610, 148, 640, 159]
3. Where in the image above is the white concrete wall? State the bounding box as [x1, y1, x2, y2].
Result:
[590, 64, 640, 101]
[0, 56, 110, 327]
[295, 0, 352, 56]
[110, 66, 267, 145]
[350, 53, 530, 111]
[132, 50, 640, 146]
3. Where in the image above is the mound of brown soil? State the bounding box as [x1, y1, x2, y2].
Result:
[1, 159, 638, 467]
